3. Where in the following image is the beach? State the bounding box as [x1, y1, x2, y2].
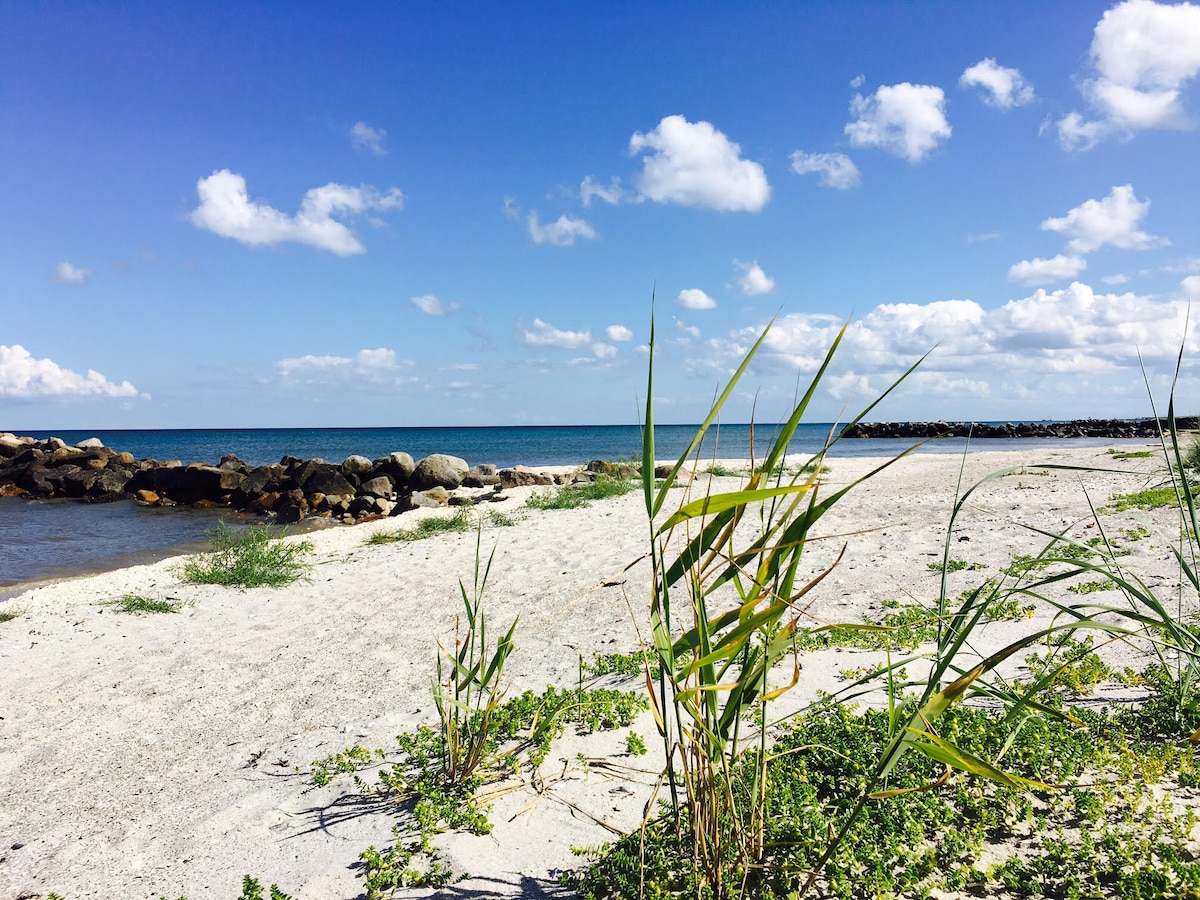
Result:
[0, 442, 1189, 899]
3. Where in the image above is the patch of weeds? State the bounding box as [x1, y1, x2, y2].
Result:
[106, 594, 185, 614]
[983, 593, 1036, 619]
[1106, 448, 1156, 460]
[525, 476, 635, 511]
[484, 510, 518, 527]
[360, 829, 456, 897]
[1104, 484, 1190, 512]
[1067, 579, 1117, 594]
[1024, 636, 1113, 696]
[625, 732, 647, 756]
[0, 607, 22, 623]
[366, 509, 474, 545]
[797, 599, 940, 652]
[926, 559, 985, 573]
[180, 523, 312, 588]
[237, 877, 295, 900]
[582, 650, 659, 680]
[1121, 524, 1152, 541]
[1001, 543, 1097, 577]
[701, 464, 746, 477]
[567, 702, 1200, 900]
[311, 744, 384, 787]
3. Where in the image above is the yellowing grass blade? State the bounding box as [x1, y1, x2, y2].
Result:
[658, 483, 817, 533]
[906, 728, 1058, 792]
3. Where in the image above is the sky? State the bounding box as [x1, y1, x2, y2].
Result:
[3, 0, 1200, 429]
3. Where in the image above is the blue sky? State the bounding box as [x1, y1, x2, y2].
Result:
[3, 0, 1200, 429]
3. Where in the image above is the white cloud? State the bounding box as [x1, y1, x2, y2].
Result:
[733, 259, 775, 296]
[789, 151, 861, 189]
[591, 342, 618, 359]
[527, 211, 597, 246]
[1008, 255, 1088, 286]
[1102, 273, 1131, 284]
[411, 294, 458, 317]
[1058, 0, 1200, 149]
[580, 175, 628, 206]
[52, 262, 92, 285]
[276, 348, 412, 382]
[959, 59, 1036, 109]
[522, 318, 592, 349]
[190, 170, 404, 256]
[1041, 184, 1165, 254]
[845, 82, 951, 162]
[676, 320, 701, 339]
[606, 324, 634, 342]
[629, 115, 770, 211]
[0, 345, 139, 398]
[1181, 274, 1200, 299]
[677, 288, 717, 310]
[701, 283, 1196, 413]
[967, 232, 1002, 243]
[350, 121, 387, 156]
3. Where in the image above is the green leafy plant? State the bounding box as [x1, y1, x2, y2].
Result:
[432, 528, 517, 787]
[180, 523, 312, 587]
[637, 311, 924, 897]
[926, 558, 984, 572]
[106, 594, 185, 614]
[310, 744, 383, 787]
[1107, 447, 1156, 460]
[236, 876, 294, 900]
[625, 731, 647, 756]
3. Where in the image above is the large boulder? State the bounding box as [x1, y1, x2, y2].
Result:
[76, 437, 106, 450]
[463, 464, 500, 487]
[297, 462, 356, 500]
[499, 468, 555, 488]
[371, 452, 416, 485]
[410, 454, 469, 491]
[126, 464, 245, 503]
[358, 474, 395, 498]
[342, 455, 373, 477]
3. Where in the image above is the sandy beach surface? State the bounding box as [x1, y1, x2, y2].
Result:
[0, 442, 1189, 899]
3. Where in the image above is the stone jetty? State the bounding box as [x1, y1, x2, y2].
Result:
[841, 416, 1197, 440]
[0, 433, 589, 525]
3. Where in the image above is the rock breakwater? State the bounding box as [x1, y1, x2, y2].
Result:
[0, 433, 588, 525]
[842, 417, 1197, 440]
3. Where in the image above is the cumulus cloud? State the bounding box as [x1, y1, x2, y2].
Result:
[701, 283, 1196, 412]
[1102, 273, 1132, 284]
[580, 175, 629, 206]
[52, 262, 92, 285]
[1058, 0, 1200, 149]
[277, 347, 410, 379]
[845, 82, 951, 162]
[591, 342, 618, 359]
[676, 320, 701, 339]
[629, 115, 770, 211]
[190, 169, 404, 256]
[527, 211, 597, 246]
[350, 121, 387, 155]
[411, 294, 459, 317]
[1008, 255, 1088, 286]
[789, 151, 861, 189]
[677, 288, 717, 310]
[733, 259, 775, 296]
[1181, 274, 1200, 299]
[1041, 184, 1165, 254]
[522, 318, 592, 349]
[959, 59, 1036, 108]
[606, 324, 634, 342]
[0, 345, 139, 399]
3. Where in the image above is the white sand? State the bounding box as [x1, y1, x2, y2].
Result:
[0, 443, 1185, 899]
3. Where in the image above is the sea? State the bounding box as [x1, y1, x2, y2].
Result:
[0, 424, 1151, 597]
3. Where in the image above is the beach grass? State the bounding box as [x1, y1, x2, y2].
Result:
[366, 509, 474, 544]
[0, 607, 22, 623]
[524, 475, 635, 510]
[180, 523, 312, 588]
[107, 593, 185, 614]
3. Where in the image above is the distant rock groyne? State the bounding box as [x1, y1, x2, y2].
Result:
[0, 433, 587, 524]
[842, 417, 1198, 440]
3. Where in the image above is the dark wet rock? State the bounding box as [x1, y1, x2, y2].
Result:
[462, 464, 500, 487]
[359, 475, 395, 498]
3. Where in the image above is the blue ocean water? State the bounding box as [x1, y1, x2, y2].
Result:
[1, 424, 1150, 595]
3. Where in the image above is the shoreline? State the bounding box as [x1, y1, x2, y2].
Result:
[0, 441, 1187, 898]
